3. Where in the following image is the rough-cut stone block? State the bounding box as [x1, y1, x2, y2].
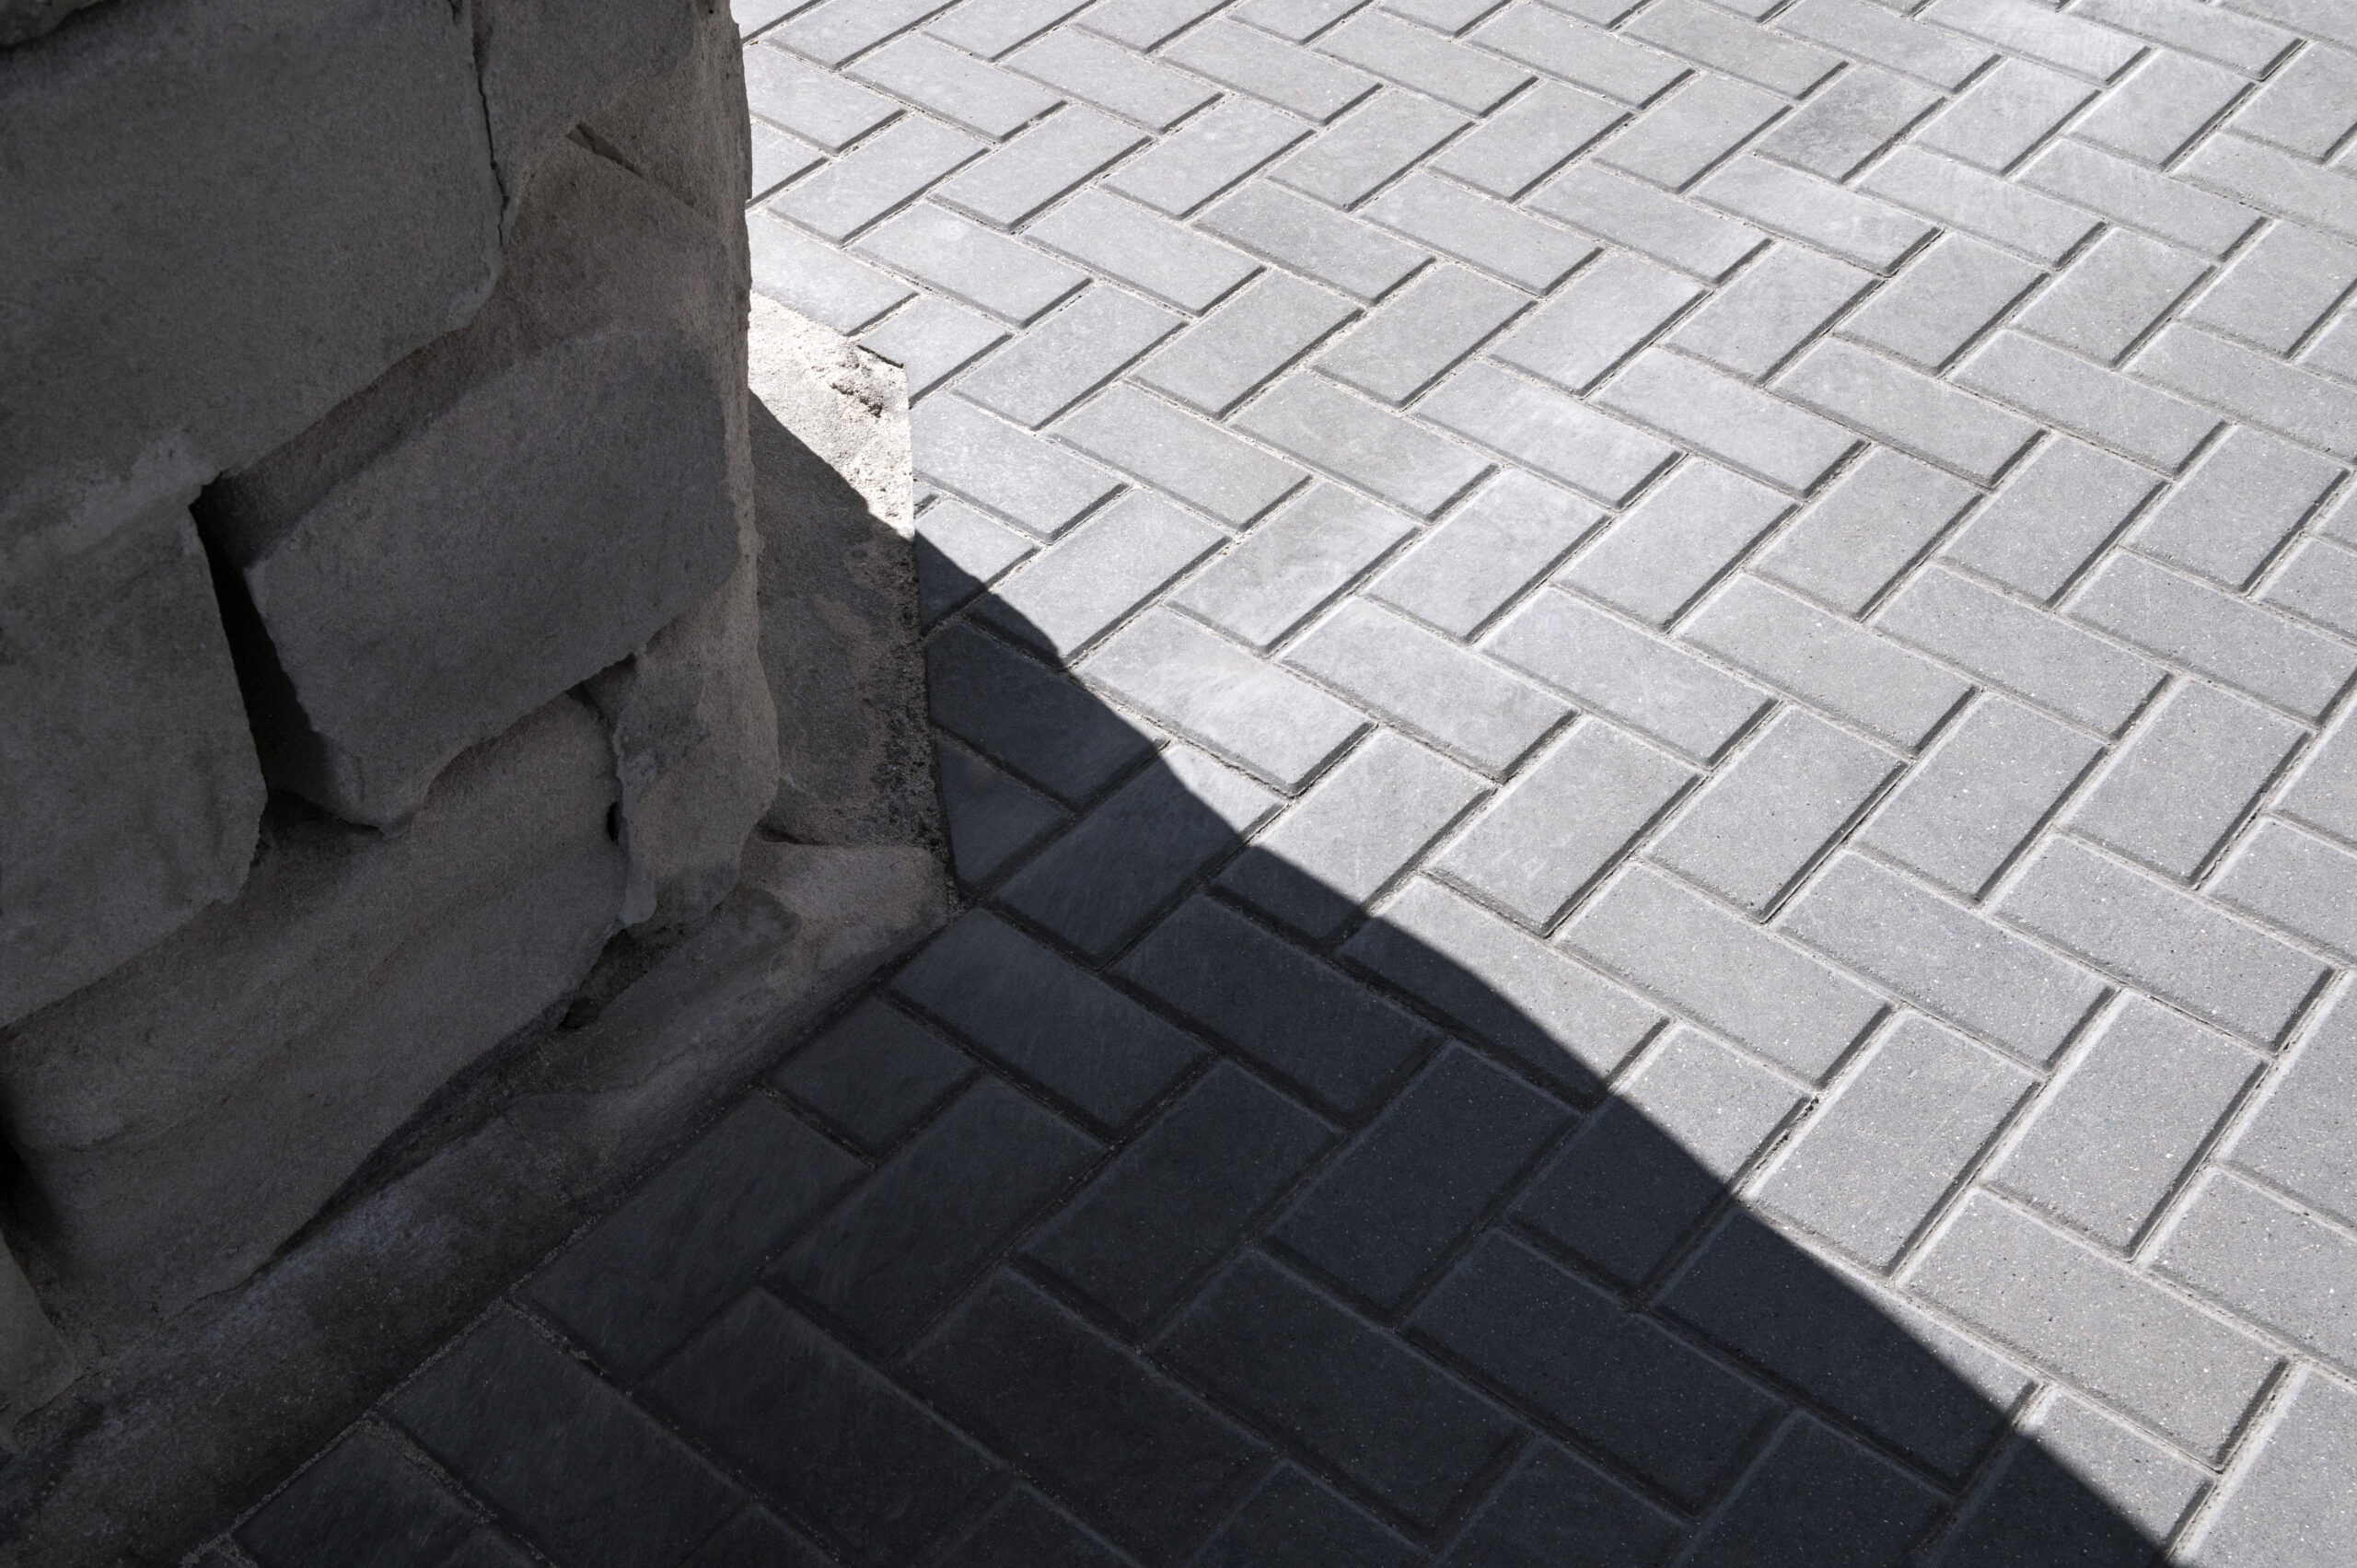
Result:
[473, 0, 703, 199]
[0, 695, 627, 1334]
[205, 142, 743, 830]
[0, 1233, 72, 1426]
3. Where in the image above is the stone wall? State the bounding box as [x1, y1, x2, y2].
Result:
[0, 0, 943, 1526]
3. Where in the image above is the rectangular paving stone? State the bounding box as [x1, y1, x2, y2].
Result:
[1562, 458, 1786, 625]
[2264, 538, 2357, 641]
[774, 998, 975, 1157]
[1780, 851, 2107, 1063]
[2165, 1165, 2357, 1371]
[1840, 232, 2045, 371]
[1925, 0, 2143, 80]
[1007, 28, 1220, 129]
[1081, 0, 1226, 48]
[1085, 610, 1367, 790]
[1422, 362, 1678, 506]
[1341, 877, 1664, 1098]
[1170, 483, 1414, 649]
[857, 203, 1089, 322]
[2182, 122, 2357, 238]
[1271, 88, 1470, 207]
[865, 296, 1009, 401]
[1373, 470, 1600, 636]
[1364, 172, 1596, 294]
[1027, 188, 1261, 313]
[2230, 41, 2357, 155]
[1914, 56, 2095, 172]
[1431, 80, 1625, 200]
[1193, 1467, 1418, 1568]
[2078, 0, 2297, 75]
[2186, 221, 2357, 354]
[1274, 1044, 1568, 1310]
[1471, 5, 1688, 105]
[1317, 264, 1527, 405]
[2023, 141, 2261, 259]
[1860, 694, 2100, 900]
[1157, 1254, 1519, 1531]
[1679, 1416, 1944, 1568]
[1939, 435, 2159, 603]
[2069, 552, 2357, 719]
[1628, 0, 1840, 96]
[936, 738, 1069, 888]
[848, 34, 1062, 139]
[1777, 0, 1994, 91]
[2073, 679, 2305, 882]
[1904, 1191, 2278, 1460]
[1860, 145, 2100, 266]
[1566, 864, 1886, 1080]
[750, 212, 917, 333]
[2281, 710, 2357, 846]
[1165, 20, 1381, 122]
[2185, 1366, 2357, 1568]
[928, 0, 1094, 56]
[1876, 565, 2168, 735]
[915, 395, 1120, 535]
[2134, 426, 2344, 588]
[1057, 384, 1305, 525]
[1492, 250, 1703, 394]
[750, 122, 828, 203]
[996, 741, 1281, 959]
[1758, 63, 1939, 182]
[1027, 1063, 1335, 1332]
[1992, 997, 2258, 1249]
[1599, 348, 1860, 494]
[2212, 818, 2357, 960]
[1104, 97, 1311, 215]
[773, 120, 989, 241]
[1117, 892, 1441, 1120]
[1941, 1394, 2211, 1565]
[1603, 70, 1785, 190]
[1528, 163, 1769, 282]
[2136, 321, 2357, 460]
[1778, 340, 2038, 485]
[2000, 836, 2329, 1046]
[2076, 49, 2248, 165]
[1217, 729, 1488, 942]
[1435, 1445, 1680, 1568]
[1484, 587, 1770, 761]
[1665, 245, 1875, 381]
[1200, 180, 1433, 302]
[958, 287, 1182, 428]
[1648, 708, 1898, 915]
[1320, 9, 1536, 112]
[1686, 575, 1970, 749]
[934, 1490, 1129, 1568]
[1138, 273, 1358, 416]
[746, 41, 900, 150]
[1235, 375, 1492, 518]
[1285, 598, 1568, 775]
[1753, 447, 1978, 616]
[935, 107, 1151, 227]
[1696, 156, 1934, 273]
[779, 0, 958, 66]
[1957, 329, 2222, 470]
[238, 1430, 519, 1568]
[926, 621, 1155, 801]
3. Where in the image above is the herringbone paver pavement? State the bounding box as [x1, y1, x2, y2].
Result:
[225, 1, 2357, 1563]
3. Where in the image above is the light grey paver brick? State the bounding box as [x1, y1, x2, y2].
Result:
[1598, 71, 1785, 190]
[1026, 188, 1260, 312]
[1163, 19, 1379, 122]
[2131, 425, 2343, 587]
[2280, 712, 2357, 847]
[1755, 447, 1980, 614]
[855, 203, 1089, 321]
[1912, 57, 2096, 173]
[1381, 0, 1506, 30]
[2075, 0, 2296, 76]
[916, 495, 1037, 625]
[1779, 851, 2107, 1063]
[1102, 97, 1311, 215]
[2156, 1170, 2357, 1378]
[1857, 694, 2102, 898]
[935, 106, 1148, 226]
[2177, 133, 2357, 245]
[2068, 679, 2304, 879]
[958, 285, 1182, 426]
[1560, 459, 1787, 625]
[1777, 339, 2040, 484]
[778, 0, 953, 66]
[746, 41, 902, 150]
[1903, 1191, 2279, 1461]
[1430, 81, 1624, 199]
[1484, 588, 1772, 761]
[1775, 0, 1994, 92]
[1992, 997, 2258, 1249]
[1625, 0, 1840, 97]
[1756, 64, 1939, 182]
[1566, 865, 1886, 1080]
[1492, 252, 1703, 394]
[2230, 43, 2357, 157]
[2301, 314, 2357, 391]
[1218, 728, 1488, 940]
[1271, 89, 1469, 207]
[1666, 245, 1874, 381]
[1649, 708, 1899, 915]
[1940, 436, 2159, 602]
[1007, 28, 1220, 129]
[1082, 607, 1367, 788]
[1528, 163, 1769, 282]
[1173, 483, 1414, 648]
[1686, 575, 1971, 748]
[1759, 1016, 2032, 1267]
[749, 123, 827, 203]
[1991, 1395, 2210, 1550]
[1956, 330, 2222, 470]
[2021, 141, 2262, 259]
[749, 213, 917, 332]
[847, 34, 1063, 138]
[771, 119, 990, 240]
[1999, 836, 2329, 1045]
[2074, 50, 2249, 166]
[1694, 156, 1935, 273]
[1317, 10, 1534, 112]
[1316, 264, 1526, 405]
[2186, 1367, 2357, 1568]
[1922, 0, 2144, 81]
[2230, 980, 2357, 1224]
[1363, 173, 1596, 293]
[913, 392, 1120, 534]
[1236, 375, 1492, 518]
[2014, 228, 2212, 366]
[1080, 0, 1226, 50]
[2186, 222, 2357, 354]
[2266, 537, 2357, 639]
[1612, 1027, 1806, 1179]
[1421, 363, 1678, 505]
[2136, 322, 2357, 460]
[1058, 383, 1307, 524]
[927, 0, 1094, 58]
[1373, 470, 1600, 635]
[1839, 233, 2045, 371]
[1285, 598, 1569, 774]
[1137, 273, 1358, 416]
[2069, 552, 2357, 719]
[862, 295, 1010, 398]
[1434, 723, 1691, 926]
[1875, 565, 2168, 734]
[1597, 349, 1861, 493]
[1200, 180, 1434, 302]
[974, 490, 1225, 656]
[1238, 0, 1375, 38]
[2213, 819, 2357, 959]
[1859, 146, 2100, 267]
[1470, 6, 1688, 106]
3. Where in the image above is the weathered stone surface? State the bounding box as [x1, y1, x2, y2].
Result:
[474, 0, 702, 203]
[0, 0, 501, 544]
[0, 695, 626, 1336]
[0, 0, 103, 47]
[579, 0, 753, 232]
[0, 1233, 72, 1427]
[204, 140, 743, 830]
[0, 498, 265, 1027]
